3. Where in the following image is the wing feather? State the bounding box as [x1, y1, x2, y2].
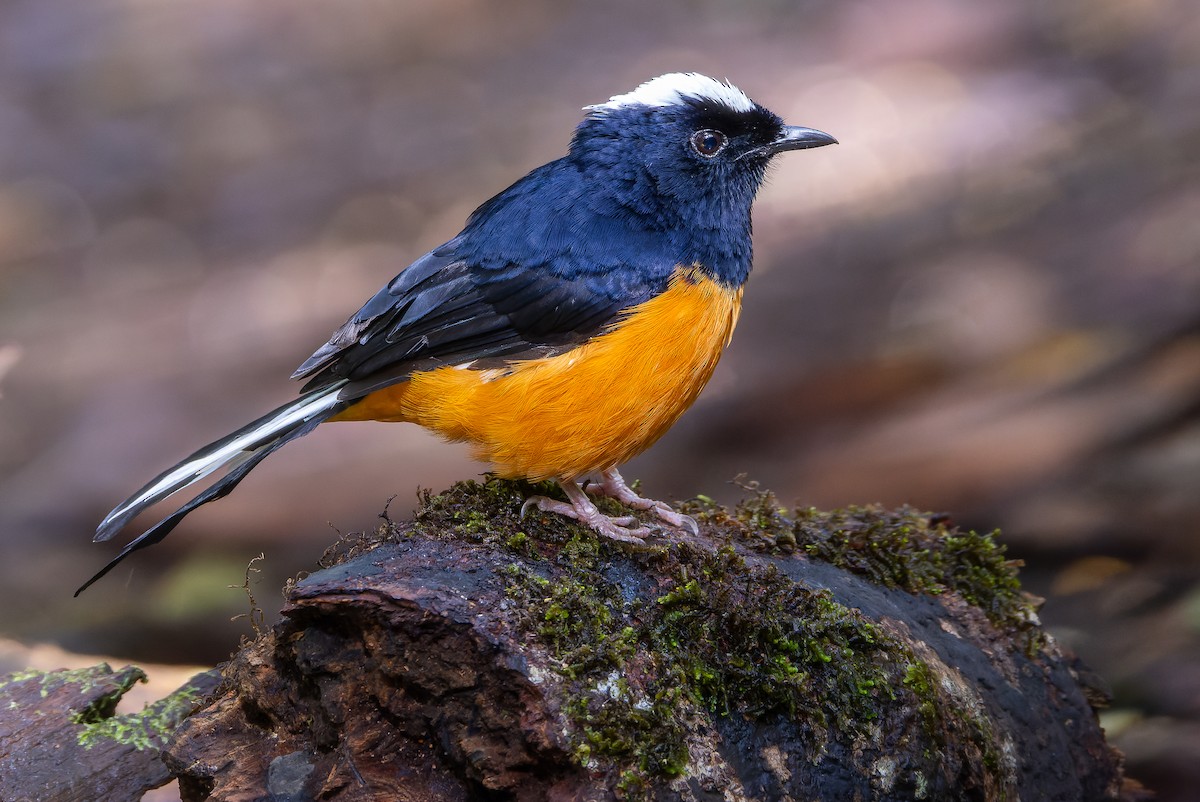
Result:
[294, 243, 661, 398]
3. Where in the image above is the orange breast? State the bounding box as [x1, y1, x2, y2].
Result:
[332, 266, 742, 480]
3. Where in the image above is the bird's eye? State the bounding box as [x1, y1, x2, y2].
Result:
[690, 129, 727, 158]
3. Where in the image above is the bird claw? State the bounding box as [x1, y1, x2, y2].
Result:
[522, 494, 649, 544]
[519, 496, 540, 520]
[674, 512, 700, 537]
[520, 472, 697, 545]
[587, 469, 699, 536]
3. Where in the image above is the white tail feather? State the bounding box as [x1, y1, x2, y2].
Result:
[98, 388, 344, 533]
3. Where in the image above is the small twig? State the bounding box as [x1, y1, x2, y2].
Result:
[379, 494, 399, 526]
[229, 553, 266, 639]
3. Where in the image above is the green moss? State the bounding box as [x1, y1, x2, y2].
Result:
[798, 506, 1035, 637]
[350, 479, 1037, 647]
[682, 484, 1039, 645]
[499, 521, 910, 785]
[415, 478, 570, 543]
[902, 661, 942, 735]
[412, 477, 670, 549]
[503, 557, 636, 681]
[316, 478, 560, 568]
[2, 668, 44, 685]
[75, 682, 203, 751]
[650, 546, 889, 729]
[1, 666, 206, 754]
[503, 552, 690, 783]
[0, 665, 197, 753]
[913, 771, 930, 798]
[567, 679, 690, 781]
[2, 664, 135, 700]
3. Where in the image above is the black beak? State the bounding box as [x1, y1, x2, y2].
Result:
[767, 125, 838, 155]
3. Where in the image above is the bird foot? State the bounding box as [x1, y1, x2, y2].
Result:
[521, 480, 651, 544]
[587, 469, 700, 536]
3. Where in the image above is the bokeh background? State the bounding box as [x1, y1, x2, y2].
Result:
[0, 0, 1197, 797]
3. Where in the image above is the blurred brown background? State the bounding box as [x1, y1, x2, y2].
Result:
[0, 0, 1197, 797]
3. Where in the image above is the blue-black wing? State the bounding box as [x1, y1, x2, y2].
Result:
[294, 155, 687, 399]
[293, 241, 654, 398]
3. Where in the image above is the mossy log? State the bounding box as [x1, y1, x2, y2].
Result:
[0, 480, 1146, 800]
[156, 479, 1141, 801]
[0, 663, 219, 802]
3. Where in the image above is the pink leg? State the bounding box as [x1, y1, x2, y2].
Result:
[521, 478, 652, 544]
[587, 468, 699, 536]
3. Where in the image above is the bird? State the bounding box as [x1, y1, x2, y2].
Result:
[77, 72, 835, 595]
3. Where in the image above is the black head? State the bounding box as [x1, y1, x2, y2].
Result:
[568, 73, 836, 232]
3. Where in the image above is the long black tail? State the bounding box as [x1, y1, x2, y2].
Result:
[76, 384, 349, 595]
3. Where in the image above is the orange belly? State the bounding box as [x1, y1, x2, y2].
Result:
[331, 266, 742, 480]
